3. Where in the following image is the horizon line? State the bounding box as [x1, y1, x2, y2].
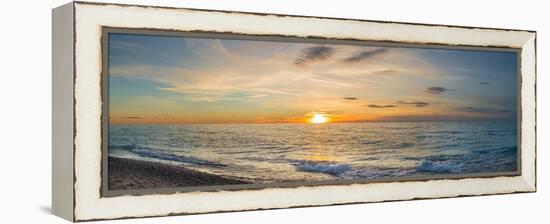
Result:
[109, 118, 517, 125]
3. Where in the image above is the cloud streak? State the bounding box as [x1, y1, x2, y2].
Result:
[294, 46, 334, 66]
[425, 86, 451, 94]
[373, 69, 396, 75]
[108, 34, 518, 124]
[458, 106, 511, 114]
[343, 48, 388, 63]
[397, 101, 429, 107]
[367, 104, 397, 108]
[123, 116, 142, 119]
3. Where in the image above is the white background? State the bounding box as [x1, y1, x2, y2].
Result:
[0, 0, 546, 223]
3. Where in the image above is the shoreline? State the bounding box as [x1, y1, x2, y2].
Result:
[108, 156, 250, 190]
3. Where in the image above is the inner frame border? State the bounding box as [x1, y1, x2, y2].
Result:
[100, 27, 523, 198]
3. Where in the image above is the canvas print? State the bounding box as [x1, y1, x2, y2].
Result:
[105, 32, 519, 192]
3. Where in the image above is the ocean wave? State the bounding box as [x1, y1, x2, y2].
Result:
[416, 160, 464, 173]
[293, 160, 351, 176]
[396, 142, 414, 148]
[110, 143, 225, 167]
[135, 149, 225, 167]
[423, 130, 464, 135]
[342, 168, 412, 179]
[493, 146, 517, 155]
[220, 150, 261, 155]
[110, 143, 136, 151]
[485, 129, 516, 133]
[473, 146, 517, 156]
[360, 140, 383, 145]
[257, 145, 296, 152]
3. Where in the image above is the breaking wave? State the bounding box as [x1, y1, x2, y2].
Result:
[293, 160, 352, 176]
[416, 160, 464, 173]
[110, 144, 225, 167]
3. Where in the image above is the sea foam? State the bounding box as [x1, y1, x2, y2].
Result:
[113, 144, 225, 167]
[416, 160, 464, 173]
[294, 161, 352, 176]
[109, 121, 518, 182]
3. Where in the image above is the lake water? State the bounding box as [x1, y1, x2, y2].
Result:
[109, 121, 518, 183]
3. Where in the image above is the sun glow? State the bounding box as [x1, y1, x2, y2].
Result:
[310, 113, 328, 124]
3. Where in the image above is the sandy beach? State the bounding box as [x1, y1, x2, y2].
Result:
[108, 156, 250, 190]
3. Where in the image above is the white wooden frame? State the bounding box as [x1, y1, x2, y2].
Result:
[52, 1, 536, 222]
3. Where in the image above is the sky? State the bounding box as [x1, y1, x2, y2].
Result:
[108, 33, 518, 124]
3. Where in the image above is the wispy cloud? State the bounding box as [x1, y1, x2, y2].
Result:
[108, 34, 517, 124]
[425, 86, 452, 94]
[123, 116, 142, 119]
[343, 48, 387, 63]
[343, 97, 358, 100]
[109, 40, 448, 103]
[397, 101, 429, 107]
[367, 104, 397, 108]
[248, 94, 268, 98]
[373, 69, 396, 75]
[458, 106, 511, 114]
[294, 46, 334, 66]
[110, 40, 144, 50]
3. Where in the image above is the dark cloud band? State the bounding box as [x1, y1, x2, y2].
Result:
[343, 48, 387, 63]
[397, 101, 429, 107]
[425, 86, 451, 94]
[343, 97, 358, 100]
[367, 104, 396, 108]
[123, 116, 142, 119]
[459, 106, 511, 113]
[294, 46, 334, 66]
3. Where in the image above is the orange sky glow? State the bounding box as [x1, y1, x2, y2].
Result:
[108, 33, 518, 125]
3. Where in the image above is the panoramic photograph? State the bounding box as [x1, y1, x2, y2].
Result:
[106, 32, 519, 191]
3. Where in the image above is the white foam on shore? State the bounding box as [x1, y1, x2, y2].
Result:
[294, 161, 352, 176]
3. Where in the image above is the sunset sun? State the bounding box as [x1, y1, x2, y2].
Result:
[310, 113, 328, 124]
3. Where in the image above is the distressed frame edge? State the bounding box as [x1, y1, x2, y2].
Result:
[75, 0, 536, 33]
[100, 27, 524, 198]
[520, 32, 537, 191]
[70, 2, 537, 221]
[52, 2, 76, 222]
[82, 190, 536, 223]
